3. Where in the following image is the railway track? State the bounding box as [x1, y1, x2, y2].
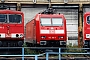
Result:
[0, 57, 90, 60]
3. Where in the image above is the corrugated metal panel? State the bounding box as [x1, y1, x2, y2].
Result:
[67, 25, 78, 32]
[66, 20, 78, 24]
[55, 8, 78, 40]
[21, 5, 47, 26]
[8, 5, 16, 10]
[83, 8, 90, 14]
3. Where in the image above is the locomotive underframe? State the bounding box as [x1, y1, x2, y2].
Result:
[0, 39, 24, 47]
[26, 39, 66, 47]
[84, 40, 90, 48]
[40, 40, 66, 47]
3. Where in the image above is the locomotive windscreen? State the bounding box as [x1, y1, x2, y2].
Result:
[40, 18, 51, 26]
[40, 18, 63, 26]
[0, 14, 7, 22]
[52, 18, 63, 26]
[87, 16, 90, 24]
[9, 14, 22, 23]
[0, 14, 22, 23]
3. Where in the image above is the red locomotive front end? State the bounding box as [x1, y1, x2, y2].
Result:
[83, 12, 90, 48]
[0, 10, 24, 47]
[36, 14, 67, 47]
[25, 8, 67, 47]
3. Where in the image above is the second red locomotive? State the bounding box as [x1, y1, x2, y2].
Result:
[25, 8, 67, 47]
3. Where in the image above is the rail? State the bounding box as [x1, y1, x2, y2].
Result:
[46, 48, 90, 60]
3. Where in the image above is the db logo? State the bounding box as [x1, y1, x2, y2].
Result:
[50, 30, 54, 33]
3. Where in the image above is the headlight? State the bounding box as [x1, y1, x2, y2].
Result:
[20, 34, 24, 38]
[0, 34, 5, 38]
[60, 41, 66, 45]
[41, 36, 46, 39]
[58, 36, 64, 39]
[86, 34, 90, 38]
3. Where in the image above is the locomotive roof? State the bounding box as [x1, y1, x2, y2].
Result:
[36, 13, 64, 17]
[34, 13, 65, 21]
[0, 10, 23, 14]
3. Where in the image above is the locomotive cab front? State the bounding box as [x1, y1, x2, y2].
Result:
[0, 10, 24, 47]
[83, 12, 90, 48]
[36, 14, 67, 47]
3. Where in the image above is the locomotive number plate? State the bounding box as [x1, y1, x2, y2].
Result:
[49, 30, 55, 33]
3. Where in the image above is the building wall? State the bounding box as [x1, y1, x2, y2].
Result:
[56, 8, 78, 46]
[1, 0, 90, 46]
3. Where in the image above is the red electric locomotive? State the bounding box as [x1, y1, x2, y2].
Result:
[25, 8, 67, 47]
[83, 12, 90, 48]
[0, 10, 24, 47]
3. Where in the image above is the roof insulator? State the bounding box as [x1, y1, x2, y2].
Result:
[1, 0, 5, 3]
[41, 8, 55, 14]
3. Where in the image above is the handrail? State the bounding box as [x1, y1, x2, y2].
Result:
[0, 47, 45, 60]
[0, 47, 89, 60]
[46, 48, 90, 60]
